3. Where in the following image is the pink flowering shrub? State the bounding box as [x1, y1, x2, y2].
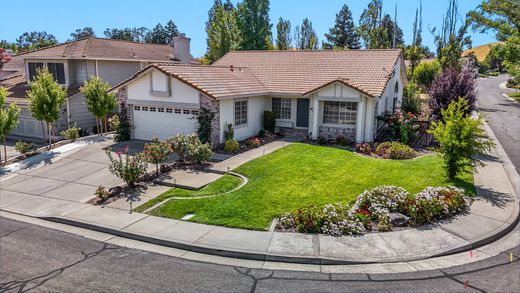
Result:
[106, 146, 147, 187]
[0, 48, 11, 69]
[142, 137, 172, 174]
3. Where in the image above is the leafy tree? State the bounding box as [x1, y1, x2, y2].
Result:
[164, 20, 180, 44]
[236, 0, 272, 50]
[0, 48, 11, 69]
[143, 138, 172, 174]
[402, 83, 421, 115]
[296, 18, 318, 50]
[429, 98, 495, 179]
[468, 0, 520, 42]
[0, 86, 21, 163]
[205, 0, 240, 63]
[381, 14, 404, 48]
[276, 17, 292, 50]
[0, 40, 17, 53]
[358, 0, 385, 49]
[80, 76, 118, 134]
[104, 27, 149, 42]
[430, 0, 472, 70]
[429, 67, 476, 121]
[485, 44, 506, 71]
[324, 4, 360, 50]
[16, 31, 57, 51]
[413, 60, 441, 89]
[70, 27, 96, 41]
[26, 68, 67, 148]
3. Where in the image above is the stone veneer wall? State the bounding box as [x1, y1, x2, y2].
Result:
[199, 93, 220, 148]
[319, 126, 356, 140]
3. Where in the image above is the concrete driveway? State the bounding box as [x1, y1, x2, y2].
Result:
[0, 139, 135, 204]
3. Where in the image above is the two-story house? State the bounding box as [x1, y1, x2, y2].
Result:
[0, 34, 196, 140]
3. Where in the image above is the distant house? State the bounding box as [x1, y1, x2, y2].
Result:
[0, 34, 197, 140]
[109, 49, 406, 144]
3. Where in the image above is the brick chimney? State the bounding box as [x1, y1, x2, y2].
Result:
[171, 33, 193, 64]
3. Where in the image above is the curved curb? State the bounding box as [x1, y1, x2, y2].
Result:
[142, 172, 247, 214]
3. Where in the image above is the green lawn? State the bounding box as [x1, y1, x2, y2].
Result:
[141, 143, 474, 230]
[507, 92, 520, 102]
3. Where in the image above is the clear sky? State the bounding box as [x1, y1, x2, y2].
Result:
[0, 0, 495, 57]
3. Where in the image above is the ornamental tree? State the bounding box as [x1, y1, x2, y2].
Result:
[80, 76, 118, 134]
[26, 68, 67, 148]
[142, 138, 172, 174]
[429, 67, 476, 120]
[0, 86, 21, 163]
[429, 98, 495, 179]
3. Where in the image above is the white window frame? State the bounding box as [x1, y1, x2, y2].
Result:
[322, 101, 357, 127]
[272, 97, 291, 120]
[234, 98, 248, 127]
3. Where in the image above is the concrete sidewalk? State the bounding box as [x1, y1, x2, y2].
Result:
[0, 130, 518, 265]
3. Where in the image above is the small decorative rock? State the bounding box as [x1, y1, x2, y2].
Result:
[389, 212, 409, 227]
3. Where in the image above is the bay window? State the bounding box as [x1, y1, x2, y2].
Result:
[322, 101, 357, 126]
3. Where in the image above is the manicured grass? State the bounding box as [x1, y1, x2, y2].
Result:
[133, 175, 242, 213]
[144, 143, 474, 230]
[507, 92, 520, 102]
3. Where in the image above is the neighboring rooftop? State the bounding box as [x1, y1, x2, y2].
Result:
[214, 49, 403, 97]
[15, 37, 189, 62]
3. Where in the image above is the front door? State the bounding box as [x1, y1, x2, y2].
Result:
[296, 99, 310, 128]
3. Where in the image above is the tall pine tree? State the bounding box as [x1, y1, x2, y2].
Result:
[324, 4, 361, 49]
[358, 0, 385, 49]
[296, 18, 318, 50]
[276, 17, 291, 50]
[381, 14, 404, 48]
[236, 0, 272, 50]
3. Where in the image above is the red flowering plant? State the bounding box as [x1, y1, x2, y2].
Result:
[0, 48, 11, 69]
[142, 137, 172, 174]
[105, 145, 147, 187]
[383, 111, 417, 144]
[245, 136, 261, 149]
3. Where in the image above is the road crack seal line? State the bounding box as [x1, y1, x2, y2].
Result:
[0, 226, 31, 239]
[233, 267, 274, 293]
[0, 243, 120, 293]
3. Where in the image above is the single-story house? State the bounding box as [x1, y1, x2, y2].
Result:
[109, 49, 407, 144]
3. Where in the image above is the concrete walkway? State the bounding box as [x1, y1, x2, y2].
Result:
[1, 127, 517, 264]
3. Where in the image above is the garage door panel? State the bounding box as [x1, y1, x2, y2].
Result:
[133, 109, 197, 141]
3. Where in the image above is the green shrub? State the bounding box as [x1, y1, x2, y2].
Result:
[196, 108, 215, 144]
[15, 140, 36, 156]
[108, 115, 120, 132]
[413, 61, 441, 89]
[188, 141, 213, 164]
[105, 146, 147, 187]
[224, 139, 240, 153]
[407, 186, 467, 225]
[95, 185, 110, 199]
[335, 135, 349, 146]
[61, 125, 81, 141]
[258, 128, 266, 137]
[142, 138, 172, 174]
[114, 107, 131, 142]
[355, 142, 374, 155]
[263, 111, 276, 133]
[375, 142, 415, 159]
[224, 123, 234, 140]
[317, 136, 327, 145]
[167, 134, 198, 162]
[429, 98, 495, 179]
[402, 83, 421, 115]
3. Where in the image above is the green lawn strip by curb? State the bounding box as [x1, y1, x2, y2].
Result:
[146, 143, 475, 230]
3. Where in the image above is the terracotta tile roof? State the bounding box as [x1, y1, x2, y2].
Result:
[214, 49, 403, 97]
[111, 63, 267, 99]
[15, 38, 187, 62]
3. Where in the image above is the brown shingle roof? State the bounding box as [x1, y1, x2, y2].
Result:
[214, 49, 403, 97]
[16, 38, 184, 62]
[1, 80, 81, 106]
[112, 63, 267, 99]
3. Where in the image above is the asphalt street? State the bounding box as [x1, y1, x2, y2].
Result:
[477, 75, 520, 172]
[1, 217, 519, 293]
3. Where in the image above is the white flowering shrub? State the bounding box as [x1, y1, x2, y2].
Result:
[277, 185, 468, 236]
[321, 203, 366, 236]
[407, 186, 468, 225]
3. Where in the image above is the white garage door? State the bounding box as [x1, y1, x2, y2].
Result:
[132, 105, 198, 141]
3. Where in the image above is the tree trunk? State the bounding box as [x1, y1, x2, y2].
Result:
[47, 122, 52, 149]
[96, 118, 100, 135]
[105, 116, 108, 134]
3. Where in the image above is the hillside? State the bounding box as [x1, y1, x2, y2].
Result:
[462, 42, 503, 62]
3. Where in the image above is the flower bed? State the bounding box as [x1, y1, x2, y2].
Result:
[355, 141, 419, 160]
[276, 185, 469, 236]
